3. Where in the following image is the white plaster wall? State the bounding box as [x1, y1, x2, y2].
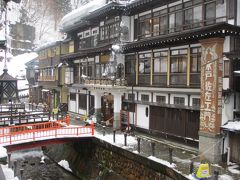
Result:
[170, 94, 188, 106]
[222, 94, 234, 125]
[153, 93, 168, 103]
[129, 112, 135, 125]
[69, 100, 76, 112]
[223, 78, 229, 90]
[190, 95, 200, 106]
[136, 104, 149, 129]
[223, 36, 230, 53]
[113, 93, 122, 113]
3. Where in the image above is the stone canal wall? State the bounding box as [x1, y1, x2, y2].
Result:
[44, 137, 187, 180]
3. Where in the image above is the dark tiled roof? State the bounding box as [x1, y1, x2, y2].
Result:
[0, 69, 17, 81]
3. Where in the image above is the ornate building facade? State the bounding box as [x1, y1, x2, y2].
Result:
[35, 0, 240, 163]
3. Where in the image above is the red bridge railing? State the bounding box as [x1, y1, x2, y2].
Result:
[0, 116, 94, 145]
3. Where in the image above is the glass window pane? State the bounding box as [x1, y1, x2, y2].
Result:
[175, 11, 183, 31]
[193, 5, 202, 27]
[184, 8, 193, 29]
[154, 58, 160, 73]
[169, 13, 175, 33]
[160, 15, 168, 35]
[171, 57, 178, 72]
[216, 1, 226, 22]
[179, 57, 187, 72]
[153, 18, 159, 36]
[191, 56, 198, 72]
[160, 57, 167, 72]
[205, 2, 216, 25]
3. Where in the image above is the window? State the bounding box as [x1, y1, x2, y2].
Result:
[88, 62, 94, 77]
[139, 14, 152, 38]
[95, 64, 101, 78]
[156, 96, 166, 104]
[73, 65, 79, 83]
[174, 97, 185, 105]
[79, 93, 87, 109]
[65, 67, 73, 85]
[128, 94, 135, 101]
[224, 60, 230, 77]
[190, 47, 201, 73]
[192, 98, 200, 107]
[125, 55, 136, 74]
[139, 53, 151, 74]
[171, 49, 187, 73]
[205, 2, 216, 25]
[141, 94, 149, 102]
[153, 51, 168, 73]
[70, 93, 76, 101]
[99, 16, 120, 41]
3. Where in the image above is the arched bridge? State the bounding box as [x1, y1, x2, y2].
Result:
[0, 116, 94, 151]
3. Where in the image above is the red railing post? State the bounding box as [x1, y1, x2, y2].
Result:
[33, 132, 35, 141]
[91, 121, 94, 136]
[66, 115, 70, 126]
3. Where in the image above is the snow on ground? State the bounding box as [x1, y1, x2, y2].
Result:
[148, 156, 176, 168]
[11, 150, 43, 161]
[94, 130, 137, 148]
[58, 160, 72, 172]
[228, 164, 240, 174]
[1, 164, 19, 180]
[0, 146, 7, 158]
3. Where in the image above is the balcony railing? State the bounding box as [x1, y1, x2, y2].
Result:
[38, 76, 56, 82]
[84, 78, 126, 86]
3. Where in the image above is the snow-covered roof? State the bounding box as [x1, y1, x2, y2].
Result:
[221, 121, 240, 132]
[34, 41, 62, 52]
[59, 0, 106, 32]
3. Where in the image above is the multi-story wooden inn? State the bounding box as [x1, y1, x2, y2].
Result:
[35, 0, 240, 163]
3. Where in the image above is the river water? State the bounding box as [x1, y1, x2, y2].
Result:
[10, 148, 79, 180]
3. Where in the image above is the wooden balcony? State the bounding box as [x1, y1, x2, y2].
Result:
[38, 76, 56, 82]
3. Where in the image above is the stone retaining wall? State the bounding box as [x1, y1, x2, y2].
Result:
[44, 137, 188, 180]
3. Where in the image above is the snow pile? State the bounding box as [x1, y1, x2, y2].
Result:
[11, 150, 43, 160]
[221, 121, 240, 131]
[58, 160, 72, 172]
[1, 164, 19, 180]
[94, 131, 137, 147]
[148, 156, 176, 168]
[228, 164, 240, 174]
[219, 174, 233, 180]
[0, 146, 7, 159]
[0, 52, 38, 78]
